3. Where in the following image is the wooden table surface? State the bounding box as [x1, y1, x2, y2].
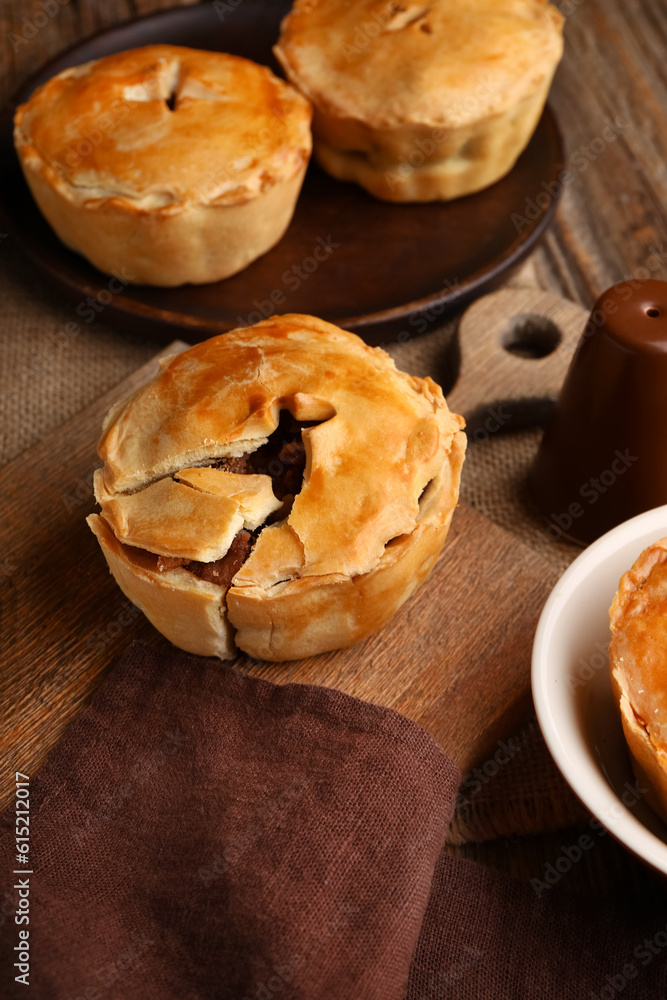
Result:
[2, 0, 667, 906]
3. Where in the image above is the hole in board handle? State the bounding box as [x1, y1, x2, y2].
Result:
[500, 314, 562, 359]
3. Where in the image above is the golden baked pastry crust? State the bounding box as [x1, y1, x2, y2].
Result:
[88, 514, 237, 660]
[274, 0, 563, 202]
[609, 538, 667, 823]
[14, 45, 312, 284]
[99, 470, 282, 562]
[88, 314, 466, 661]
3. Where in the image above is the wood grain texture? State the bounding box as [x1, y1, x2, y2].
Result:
[0, 315, 563, 811]
[532, 0, 667, 303]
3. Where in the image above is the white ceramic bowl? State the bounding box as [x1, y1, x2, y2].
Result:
[532, 504, 667, 874]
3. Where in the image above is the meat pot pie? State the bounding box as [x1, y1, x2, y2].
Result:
[13, 45, 312, 285]
[87, 314, 466, 661]
[609, 538, 667, 823]
[274, 0, 564, 202]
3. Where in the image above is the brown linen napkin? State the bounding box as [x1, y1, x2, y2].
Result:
[408, 852, 667, 999]
[0, 642, 459, 1000]
[2, 642, 667, 1000]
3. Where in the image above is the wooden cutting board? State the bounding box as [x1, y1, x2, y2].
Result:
[0, 288, 589, 811]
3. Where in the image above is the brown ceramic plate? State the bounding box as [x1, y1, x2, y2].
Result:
[0, 1, 564, 346]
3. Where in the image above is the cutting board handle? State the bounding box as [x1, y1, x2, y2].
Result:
[446, 287, 590, 433]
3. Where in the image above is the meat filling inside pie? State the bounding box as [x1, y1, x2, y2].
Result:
[154, 412, 316, 583]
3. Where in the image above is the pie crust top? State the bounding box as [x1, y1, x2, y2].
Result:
[96, 313, 465, 584]
[275, 0, 564, 129]
[14, 44, 312, 212]
[610, 539, 667, 751]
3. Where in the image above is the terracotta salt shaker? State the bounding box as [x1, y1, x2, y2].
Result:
[528, 279, 667, 544]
